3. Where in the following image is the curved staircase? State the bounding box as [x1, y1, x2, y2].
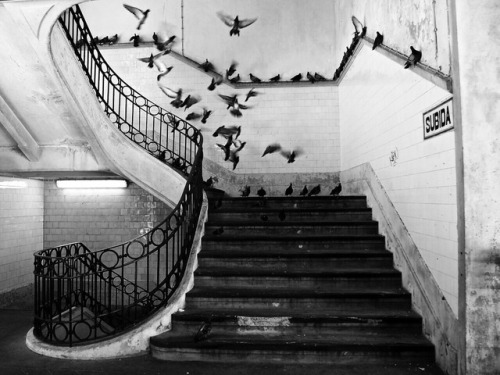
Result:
[150, 195, 443, 373]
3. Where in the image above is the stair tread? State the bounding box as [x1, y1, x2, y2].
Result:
[188, 286, 409, 298]
[151, 330, 434, 349]
[211, 207, 372, 213]
[195, 267, 400, 277]
[217, 196, 365, 201]
[199, 249, 392, 258]
[206, 221, 378, 227]
[203, 234, 385, 241]
[172, 308, 422, 322]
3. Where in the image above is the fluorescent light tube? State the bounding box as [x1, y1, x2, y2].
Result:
[56, 179, 128, 189]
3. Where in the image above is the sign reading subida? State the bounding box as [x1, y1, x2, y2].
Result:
[423, 98, 453, 139]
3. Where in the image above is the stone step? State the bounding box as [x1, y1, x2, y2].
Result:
[211, 196, 368, 210]
[205, 221, 379, 236]
[198, 248, 394, 270]
[202, 234, 386, 251]
[208, 208, 374, 222]
[185, 287, 412, 311]
[194, 268, 402, 289]
[150, 328, 434, 365]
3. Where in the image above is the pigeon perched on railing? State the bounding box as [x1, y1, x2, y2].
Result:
[249, 74, 261, 83]
[373, 32, 383, 50]
[404, 46, 422, 69]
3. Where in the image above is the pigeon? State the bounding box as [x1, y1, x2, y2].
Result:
[330, 183, 342, 197]
[155, 35, 176, 51]
[186, 112, 202, 121]
[314, 73, 326, 81]
[226, 61, 238, 78]
[373, 32, 383, 50]
[75, 38, 85, 49]
[217, 12, 257, 37]
[333, 68, 341, 81]
[158, 85, 183, 107]
[156, 64, 173, 82]
[123, 4, 150, 30]
[194, 318, 212, 342]
[308, 184, 321, 196]
[201, 108, 212, 124]
[98, 36, 109, 45]
[249, 73, 261, 83]
[299, 186, 308, 196]
[170, 118, 182, 133]
[404, 46, 422, 69]
[199, 59, 214, 72]
[172, 157, 187, 172]
[158, 150, 167, 162]
[218, 94, 249, 117]
[291, 73, 302, 82]
[260, 215, 269, 222]
[152, 32, 158, 44]
[257, 187, 266, 197]
[285, 183, 293, 196]
[351, 16, 366, 38]
[108, 34, 119, 45]
[278, 209, 286, 222]
[216, 135, 233, 161]
[129, 34, 140, 47]
[262, 143, 282, 157]
[207, 76, 222, 91]
[181, 95, 201, 111]
[212, 125, 241, 139]
[212, 226, 224, 235]
[240, 185, 250, 197]
[245, 88, 258, 102]
[280, 148, 304, 163]
[269, 74, 281, 82]
[307, 72, 316, 84]
[229, 74, 241, 84]
[228, 139, 246, 170]
[204, 176, 215, 188]
[138, 51, 168, 69]
[91, 36, 100, 46]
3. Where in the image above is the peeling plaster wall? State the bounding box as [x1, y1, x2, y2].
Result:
[339, 45, 457, 314]
[99, 45, 340, 183]
[81, 0, 337, 79]
[0, 177, 43, 294]
[333, 0, 451, 74]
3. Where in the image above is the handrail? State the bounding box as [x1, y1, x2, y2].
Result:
[33, 5, 204, 346]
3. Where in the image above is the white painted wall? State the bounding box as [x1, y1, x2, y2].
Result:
[333, 0, 451, 74]
[81, 0, 337, 79]
[100, 45, 340, 175]
[339, 45, 457, 314]
[0, 177, 43, 293]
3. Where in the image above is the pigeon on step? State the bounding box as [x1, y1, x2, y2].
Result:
[285, 183, 293, 196]
[308, 184, 321, 196]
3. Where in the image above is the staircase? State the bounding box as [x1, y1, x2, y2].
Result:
[150, 195, 442, 372]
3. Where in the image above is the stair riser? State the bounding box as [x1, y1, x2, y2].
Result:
[205, 225, 379, 236]
[171, 320, 423, 336]
[193, 276, 401, 290]
[151, 346, 434, 365]
[198, 258, 394, 270]
[213, 199, 367, 210]
[185, 297, 411, 311]
[201, 241, 386, 252]
[209, 212, 373, 222]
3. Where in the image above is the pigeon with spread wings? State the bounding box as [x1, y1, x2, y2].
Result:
[123, 4, 150, 30]
[217, 12, 257, 37]
[218, 93, 250, 118]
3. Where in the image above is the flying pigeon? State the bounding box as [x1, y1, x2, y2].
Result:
[262, 143, 282, 157]
[226, 61, 238, 78]
[308, 184, 321, 196]
[330, 183, 342, 197]
[249, 74, 261, 83]
[404, 46, 422, 69]
[229, 74, 241, 84]
[280, 148, 304, 163]
[285, 183, 293, 196]
[269, 74, 281, 82]
[138, 51, 168, 69]
[181, 95, 201, 111]
[351, 16, 366, 37]
[228, 140, 245, 170]
[216, 12, 257, 37]
[186, 112, 202, 121]
[123, 4, 150, 30]
[245, 88, 258, 102]
[201, 108, 212, 124]
[155, 35, 176, 51]
[216, 135, 233, 161]
[373, 32, 383, 50]
[207, 76, 222, 91]
[218, 93, 250, 117]
[213, 125, 241, 139]
[156, 64, 173, 82]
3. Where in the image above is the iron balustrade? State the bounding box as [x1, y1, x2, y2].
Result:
[33, 5, 204, 346]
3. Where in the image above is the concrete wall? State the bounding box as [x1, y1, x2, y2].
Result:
[81, 0, 337, 79]
[43, 181, 170, 251]
[339, 45, 457, 314]
[333, 0, 451, 74]
[0, 177, 43, 294]
[99, 45, 340, 179]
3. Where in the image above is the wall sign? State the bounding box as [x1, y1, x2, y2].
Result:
[423, 98, 453, 139]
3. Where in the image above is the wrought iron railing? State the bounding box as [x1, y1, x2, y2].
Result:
[33, 5, 204, 346]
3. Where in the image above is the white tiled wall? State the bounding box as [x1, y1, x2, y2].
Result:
[0, 178, 44, 293]
[100, 46, 340, 174]
[340, 46, 457, 314]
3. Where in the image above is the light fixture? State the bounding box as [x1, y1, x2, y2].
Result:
[56, 179, 128, 189]
[0, 180, 28, 189]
